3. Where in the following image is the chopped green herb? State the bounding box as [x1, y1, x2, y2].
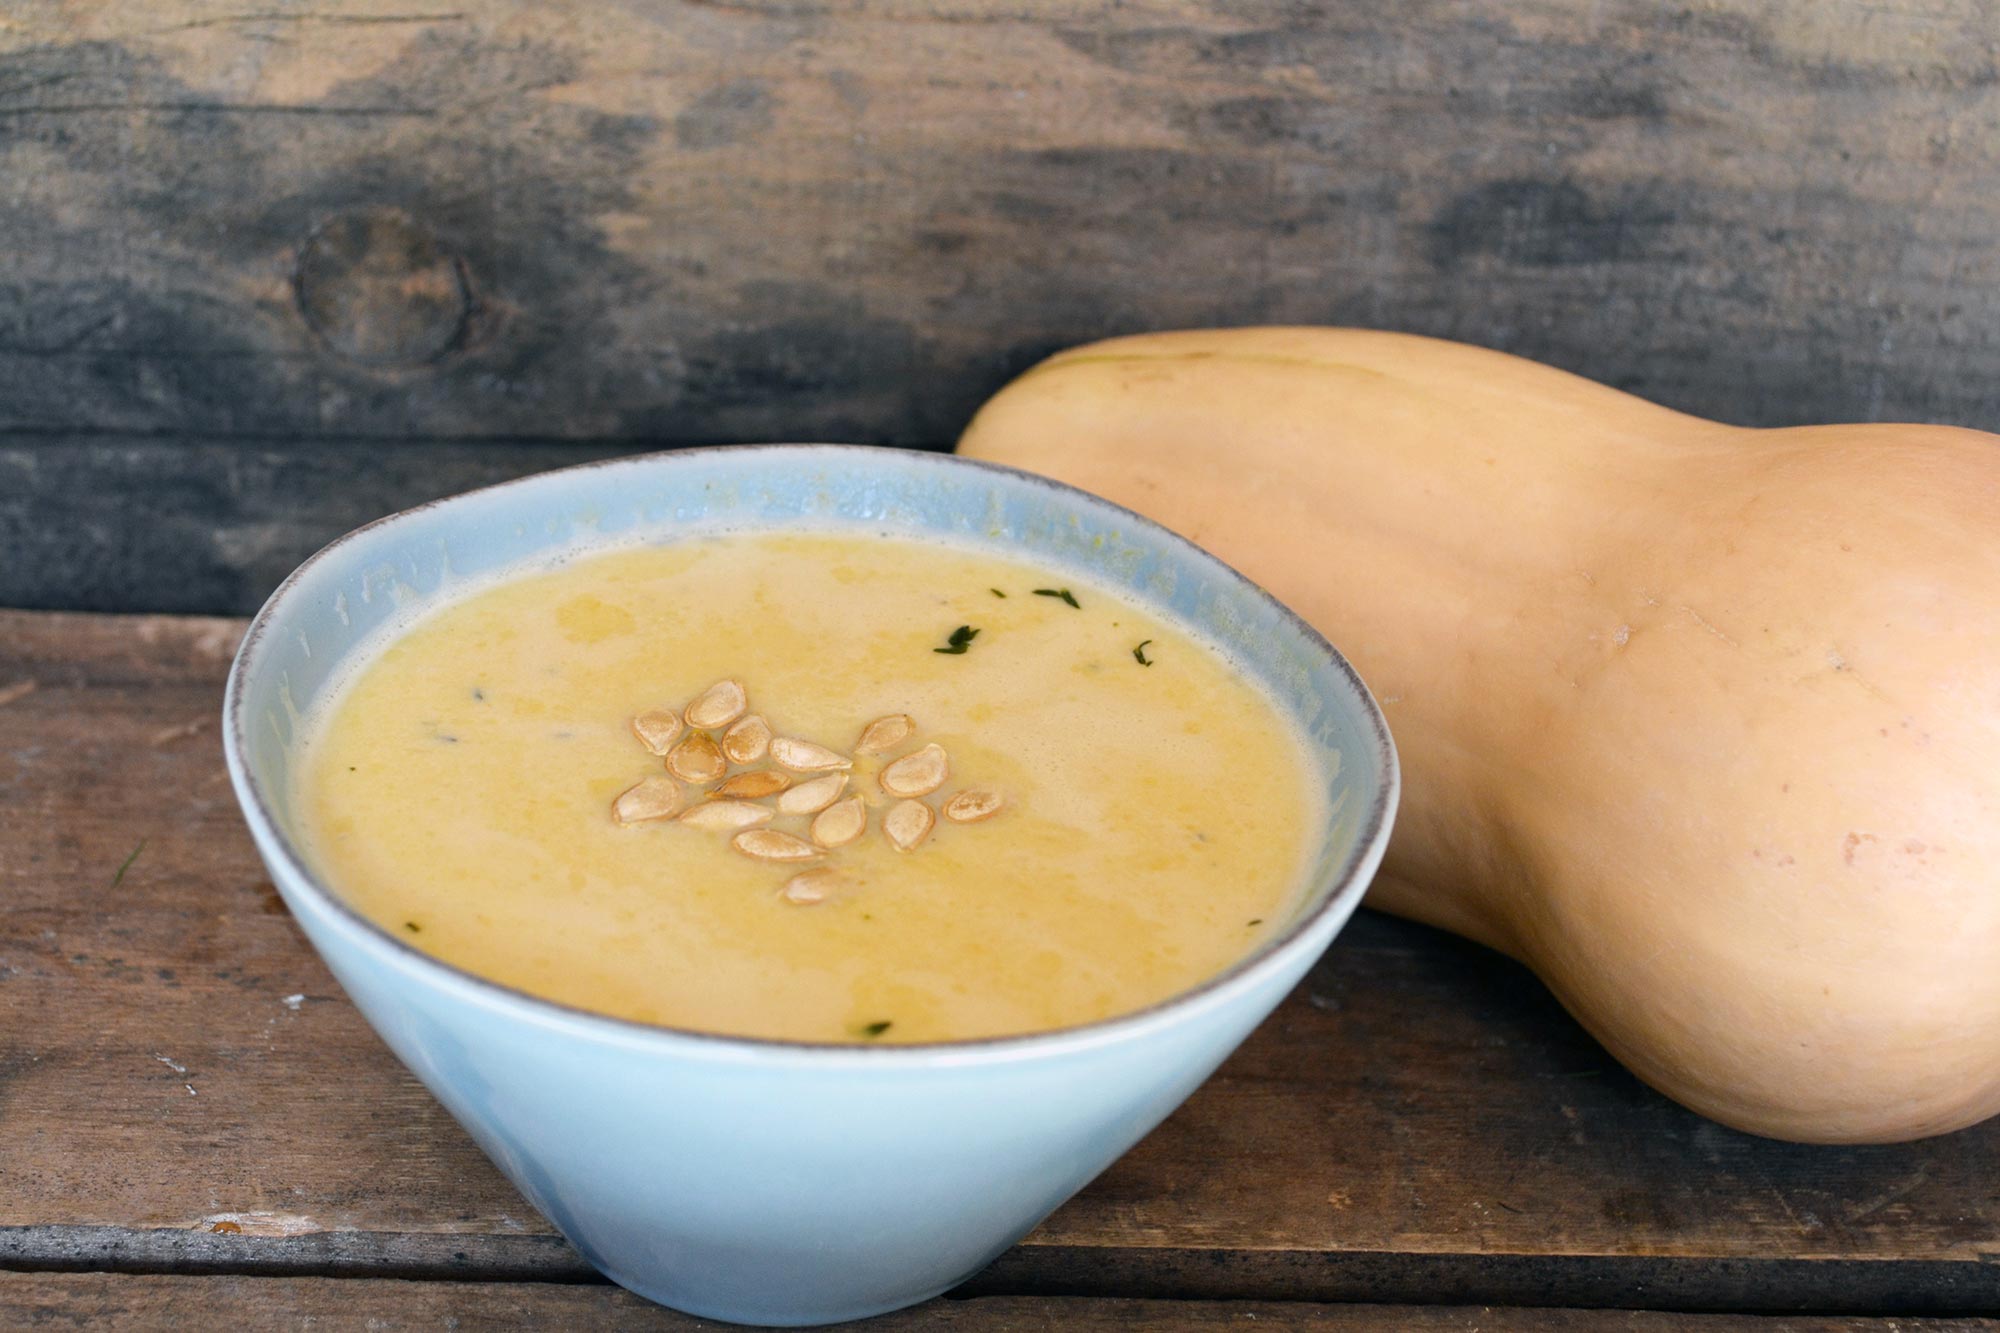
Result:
[111, 839, 146, 888]
[1034, 587, 1080, 608]
[403, 920, 423, 933]
[1247, 918, 1264, 927]
[856, 1019, 893, 1038]
[990, 588, 1007, 598]
[471, 687, 486, 701]
[934, 625, 981, 655]
[1133, 639, 1154, 666]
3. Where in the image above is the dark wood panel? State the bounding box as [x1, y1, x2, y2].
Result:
[5, 2, 2000, 444]
[960, 1249, 2000, 1317]
[12, 1277, 1997, 1333]
[4, 610, 1999, 1316]
[0, 437, 653, 615]
[10, 1226, 2000, 1317]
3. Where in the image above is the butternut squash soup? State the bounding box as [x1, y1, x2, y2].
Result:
[293, 531, 1324, 1043]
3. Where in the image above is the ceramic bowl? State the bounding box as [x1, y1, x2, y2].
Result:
[221, 444, 1398, 1326]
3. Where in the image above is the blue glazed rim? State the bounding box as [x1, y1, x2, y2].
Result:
[222, 443, 1400, 1067]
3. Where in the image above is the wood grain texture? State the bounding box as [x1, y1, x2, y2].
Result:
[4, 1, 2000, 445]
[4, 610, 2000, 1313]
[6, 1278, 2000, 1333]
[0, 437, 649, 614]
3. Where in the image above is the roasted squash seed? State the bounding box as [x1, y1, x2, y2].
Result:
[811, 795, 868, 848]
[883, 799, 935, 852]
[722, 714, 772, 764]
[684, 679, 748, 730]
[943, 789, 1005, 823]
[666, 730, 727, 783]
[611, 776, 683, 824]
[714, 769, 791, 799]
[770, 736, 853, 772]
[777, 773, 848, 814]
[678, 800, 775, 832]
[879, 743, 948, 798]
[629, 709, 684, 756]
[854, 713, 915, 755]
[733, 829, 822, 862]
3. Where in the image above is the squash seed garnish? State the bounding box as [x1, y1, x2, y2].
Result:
[883, 798, 935, 852]
[811, 795, 868, 848]
[943, 788, 1005, 823]
[722, 714, 772, 765]
[685, 678, 748, 730]
[771, 736, 853, 772]
[666, 730, 727, 783]
[611, 775, 683, 824]
[630, 709, 684, 756]
[732, 828, 822, 862]
[777, 773, 848, 815]
[714, 769, 791, 800]
[678, 800, 774, 832]
[879, 743, 948, 798]
[606, 696, 999, 880]
[854, 713, 915, 755]
[781, 868, 840, 905]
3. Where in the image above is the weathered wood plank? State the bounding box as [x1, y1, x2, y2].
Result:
[0, 1225, 594, 1283]
[4, 2, 2000, 444]
[8, 1225, 2000, 1317]
[11, 1277, 1998, 1333]
[0, 437, 652, 614]
[3, 609, 1999, 1313]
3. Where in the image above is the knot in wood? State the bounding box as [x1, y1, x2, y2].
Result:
[294, 208, 470, 368]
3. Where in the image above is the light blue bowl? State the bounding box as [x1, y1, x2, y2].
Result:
[221, 445, 1398, 1325]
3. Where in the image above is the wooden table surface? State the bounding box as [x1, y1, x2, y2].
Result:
[3, 606, 1997, 1329]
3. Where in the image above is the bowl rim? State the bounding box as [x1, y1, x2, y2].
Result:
[222, 442, 1399, 1067]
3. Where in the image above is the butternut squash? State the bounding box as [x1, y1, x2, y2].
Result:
[958, 327, 2000, 1143]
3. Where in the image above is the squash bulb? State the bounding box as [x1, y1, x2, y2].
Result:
[960, 326, 2000, 1144]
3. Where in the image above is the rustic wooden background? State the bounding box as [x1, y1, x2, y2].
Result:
[5, 0, 2000, 613]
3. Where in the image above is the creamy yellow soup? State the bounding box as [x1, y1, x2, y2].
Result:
[294, 532, 1323, 1043]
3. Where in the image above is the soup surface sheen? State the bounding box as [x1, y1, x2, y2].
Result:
[296, 531, 1323, 1043]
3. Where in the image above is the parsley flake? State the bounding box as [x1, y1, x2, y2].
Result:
[934, 625, 981, 655]
[1034, 588, 1081, 608]
[1133, 639, 1154, 666]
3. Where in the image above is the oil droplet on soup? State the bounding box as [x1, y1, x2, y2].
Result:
[293, 533, 1324, 1043]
